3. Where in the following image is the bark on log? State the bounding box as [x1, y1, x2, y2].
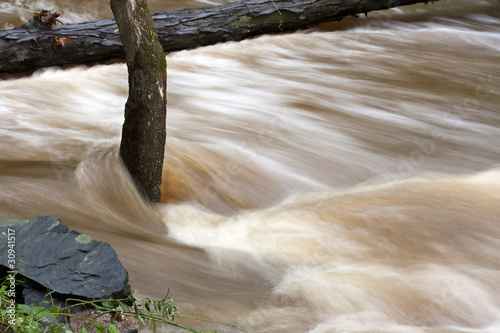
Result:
[0, 0, 438, 73]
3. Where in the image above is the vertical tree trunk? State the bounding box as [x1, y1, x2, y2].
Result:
[110, 0, 167, 203]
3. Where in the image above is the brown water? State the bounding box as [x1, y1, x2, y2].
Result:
[1, 0, 500, 332]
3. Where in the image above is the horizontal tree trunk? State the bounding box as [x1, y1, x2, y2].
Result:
[0, 0, 438, 73]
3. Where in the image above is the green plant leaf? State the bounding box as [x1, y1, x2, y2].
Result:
[144, 302, 151, 312]
[118, 301, 127, 312]
[137, 314, 146, 326]
[96, 325, 106, 333]
[16, 303, 32, 314]
[49, 305, 61, 312]
[30, 305, 46, 312]
[107, 324, 119, 333]
[102, 301, 114, 309]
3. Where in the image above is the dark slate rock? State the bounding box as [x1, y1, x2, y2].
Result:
[0, 215, 131, 300]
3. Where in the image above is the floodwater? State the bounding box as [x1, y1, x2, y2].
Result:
[1, 0, 500, 332]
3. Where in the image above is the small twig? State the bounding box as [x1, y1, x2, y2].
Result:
[270, 0, 283, 31]
[49, 291, 54, 307]
[270, 0, 282, 15]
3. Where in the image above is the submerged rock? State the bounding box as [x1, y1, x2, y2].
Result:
[0, 215, 131, 301]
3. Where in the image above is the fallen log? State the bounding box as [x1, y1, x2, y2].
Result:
[0, 0, 438, 73]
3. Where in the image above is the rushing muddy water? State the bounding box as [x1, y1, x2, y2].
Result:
[1, 0, 500, 332]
